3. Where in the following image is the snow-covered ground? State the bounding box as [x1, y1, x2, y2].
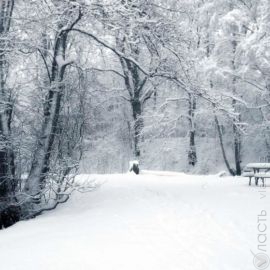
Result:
[1, 171, 269, 270]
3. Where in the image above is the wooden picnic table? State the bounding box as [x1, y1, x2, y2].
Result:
[244, 163, 270, 187]
[246, 163, 270, 170]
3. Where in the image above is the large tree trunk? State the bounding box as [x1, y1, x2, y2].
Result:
[25, 40, 68, 198]
[233, 112, 241, 175]
[24, 4, 82, 200]
[131, 98, 143, 158]
[116, 34, 147, 159]
[214, 115, 236, 176]
[188, 94, 197, 166]
[25, 79, 65, 197]
[231, 34, 242, 176]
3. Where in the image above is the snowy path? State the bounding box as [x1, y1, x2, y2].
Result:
[0, 172, 269, 270]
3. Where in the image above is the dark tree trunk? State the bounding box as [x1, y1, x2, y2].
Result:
[188, 131, 197, 166]
[215, 115, 236, 176]
[188, 94, 197, 166]
[25, 37, 67, 197]
[25, 5, 82, 199]
[233, 117, 242, 175]
[231, 32, 242, 176]
[116, 34, 147, 159]
[131, 99, 143, 158]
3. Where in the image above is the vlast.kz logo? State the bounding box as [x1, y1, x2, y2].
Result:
[251, 210, 269, 269]
[252, 251, 270, 270]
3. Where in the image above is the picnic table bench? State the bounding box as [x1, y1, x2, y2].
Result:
[243, 163, 270, 187]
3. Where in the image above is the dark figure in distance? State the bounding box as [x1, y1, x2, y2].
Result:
[130, 162, 140, 175]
